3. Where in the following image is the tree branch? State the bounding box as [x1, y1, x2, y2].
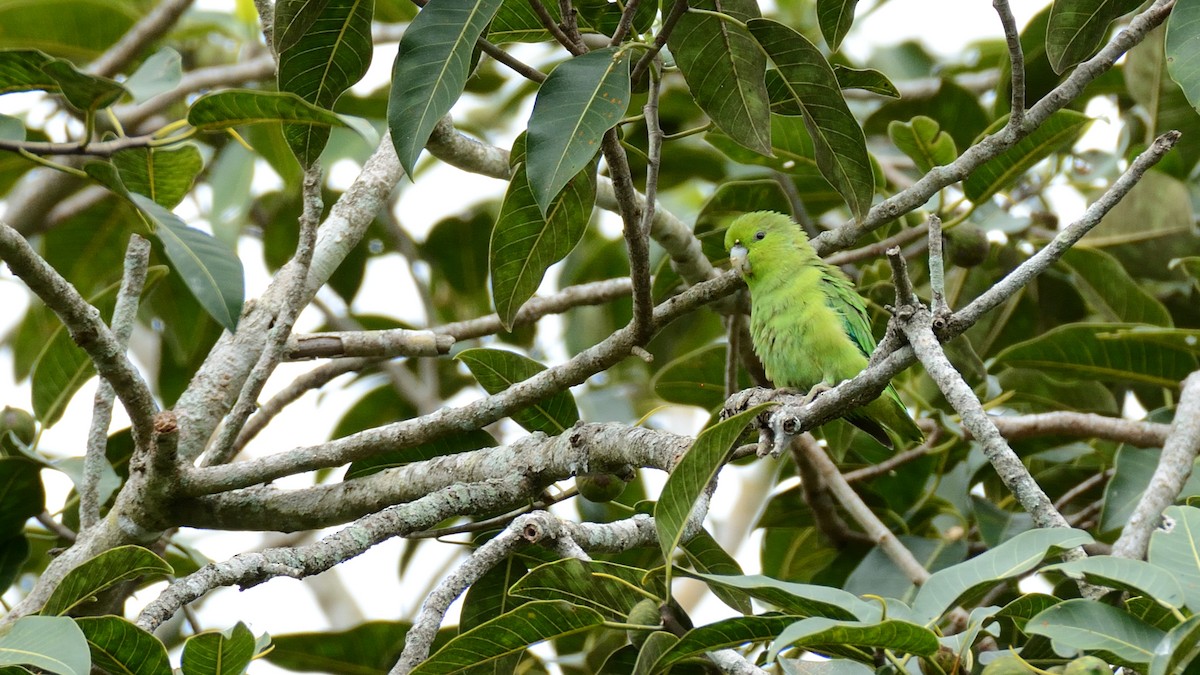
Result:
[990, 412, 1169, 448]
[993, 0, 1026, 127]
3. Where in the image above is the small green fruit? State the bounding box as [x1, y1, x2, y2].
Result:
[625, 598, 659, 649]
[0, 407, 36, 455]
[919, 645, 961, 675]
[1064, 656, 1110, 675]
[945, 225, 990, 268]
[981, 655, 1034, 675]
[576, 472, 627, 503]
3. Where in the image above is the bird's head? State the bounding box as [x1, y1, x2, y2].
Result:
[723, 211, 811, 279]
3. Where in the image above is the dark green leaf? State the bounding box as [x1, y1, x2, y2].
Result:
[832, 65, 899, 97]
[488, 0, 558, 43]
[388, 0, 504, 177]
[462, 556, 529, 631]
[769, 618, 940, 662]
[655, 404, 774, 561]
[1149, 613, 1200, 675]
[963, 110, 1090, 203]
[0, 49, 55, 95]
[0, 458, 44, 536]
[748, 19, 873, 220]
[187, 90, 348, 130]
[992, 323, 1200, 389]
[410, 601, 603, 674]
[816, 0, 859, 51]
[491, 149, 595, 330]
[0, 1, 139, 61]
[1027, 599, 1163, 669]
[652, 344, 743, 411]
[510, 559, 657, 619]
[667, 0, 770, 156]
[455, 348, 580, 433]
[1047, 0, 1142, 73]
[0, 615, 90, 675]
[40, 545, 172, 617]
[39, 58, 125, 110]
[526, 47, 629, 215]
[276, 0, 374, 166]
[1042, 557, 1186, 610]
[887, 115, 957, 174]
[0, 534, 31, 592]
[180, 623, 257, 675]
[631, 632, 676, 675]
[679, 573, 865, 620]
[912, 528, 1092, 622]
[682, 529, 752, 614]
[1060, 247, 1173, 326]
[265, 622, 414, 675]
[1128, 25, 1200, 174]
[653, 615, 798, 671]
[75, 616, 171, 675]
[112, 144, 203, 209]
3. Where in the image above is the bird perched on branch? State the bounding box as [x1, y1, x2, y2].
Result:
[724, 211, 923, 449]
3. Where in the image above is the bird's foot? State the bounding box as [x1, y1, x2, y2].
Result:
[801, 383, 833, 406]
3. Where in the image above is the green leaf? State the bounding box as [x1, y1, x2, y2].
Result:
[180, 623, 257, 675]
[123, 48, 182, 104]
[1042, 557, 1186, 610]
[454, 348, 580, 433]
[187, 89, 348, 130]
[631, 632, 676, 675]
[679, 572, 867, 620]
[491, 147, 595, 331]
[667, 0, 770, 156]
[1047, 0, 1142, 74]
[963, 109, 1091, 203]
[888, 115, 957, 174]
[653, 615, 798, 671]
[1170, 0, 1200, 111]
[652, 344, 739, 411]
[748, 19, 873, 220]
[992, 323, 1200, 389]
[1149, 614, 1200, 675]
[344, 429, 496, 479]
[832, 64, 899, 97]
[845, 536, 967, 604]
[682, 529, 753, 614]
[462, 556, 528, 631]
[1171, 256, 1200, 293]
[1027, 599, 1163, 669]
[0, 615, 90, 675]
[0, 458, 44, 536]
[75, 616, 171, 675]
[0, 534, 31, 592]
[1101, 427, 1200, 534]
[1149, 505, 1200, 613]
[0, 0, 140, 61]
[0, 49, 55, 95]
[655, 404, 775, 561]
[526, 47, 630, 215]
[912, 528, 1093, 622]
[112, 144, 203, 209]
[266, 622, 412, 675]
[816, 0, 859, 51]
[488, 0, 558, 43]
[39, 57, 125, 111]
[410, 600, 603, 674]
[276, 0, 374, 166]
[509, 559, 659, 619]
[1131, 25, 1200, 175]
[40, 545, 172, 616]
[387, 0, 504, 177]
[30, 267, 168, 427]
[769, 618, 940, 663]
[1060, 247, 1173, 326]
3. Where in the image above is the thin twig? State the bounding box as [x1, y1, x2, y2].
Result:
[81, 235, 151, 530]
[528, 0, 584, 55]
[991, 412, 1169, 448]
[1053, 469, 1113, 511]
[993, 0, 1026, 127]
[609, 0, 642, 45]
[927, 215, 948, 316]
[631, 0, 688, 82]
[601, 130, 653, 343]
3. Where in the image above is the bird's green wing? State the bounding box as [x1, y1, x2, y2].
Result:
[819, 265, 877, 358]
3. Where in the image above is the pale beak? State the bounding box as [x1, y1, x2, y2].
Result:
[729, 242, 750, 275]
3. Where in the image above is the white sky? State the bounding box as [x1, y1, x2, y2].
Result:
[1, 0, 1105, 669]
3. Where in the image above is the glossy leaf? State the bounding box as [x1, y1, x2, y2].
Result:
[491, 149, 595, 331]
[682, 529, 753, 614]
[912, 528, 1092, 622]
[832, 64, 899, 97]
[631, 632, 676, 675]
[180, 623, 257, 675]
[75, 616, 171, 675]
[388, 0, 504, 177]
[1149, 614, 1200, 675]
[1027, 599, 1163, 668]
[963, 110, 1090, 203]
[0, 458, 44, 535]
[276, 0, 374, 166]
[526, 47, 630, 216]
[40, 545, 172, 616]
[748, 19, 873, 220]
[1149, 505, 1200, 612]
[40, 57, 125, 110]
[187, 89, 348, 130]
[1060, 247, 1172, 326]
[992, 323, 1200, 389]
[1042, 557, 1186, 609]
[455, 348, 580, 433]
[410, 600, 603, 674]
[112, 144, 203, 209]
[462, 556, 528, 631]
[655, 404, 774, 561]
[888, 115, 957, 174]
[680, 572, 867, 620]
[509, 559, 658, 619]
[1047, 0, 1142, 73]
[817, 0, 859, 51]
[265, 621, 414, 674]
[488, 0, 557, 43]
[0, 615, 90, 675]
[667, 0, 770, 156]
[653, 615, 798, 671]
[0, 49, 55, 94]
[769, 618, 940, 662]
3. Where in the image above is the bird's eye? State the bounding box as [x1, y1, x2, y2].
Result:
[754, 231, 766, 241]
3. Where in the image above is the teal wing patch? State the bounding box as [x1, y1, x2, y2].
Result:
[820, 265, 877, 359]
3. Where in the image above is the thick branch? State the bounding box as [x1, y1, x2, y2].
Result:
[285, 329, 454, 360]
[991, 412, 1169, 448]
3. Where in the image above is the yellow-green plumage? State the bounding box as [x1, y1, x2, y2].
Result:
[724, 211, 923, 449]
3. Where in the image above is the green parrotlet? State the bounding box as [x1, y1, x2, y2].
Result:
[724, 211, 923, 449]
